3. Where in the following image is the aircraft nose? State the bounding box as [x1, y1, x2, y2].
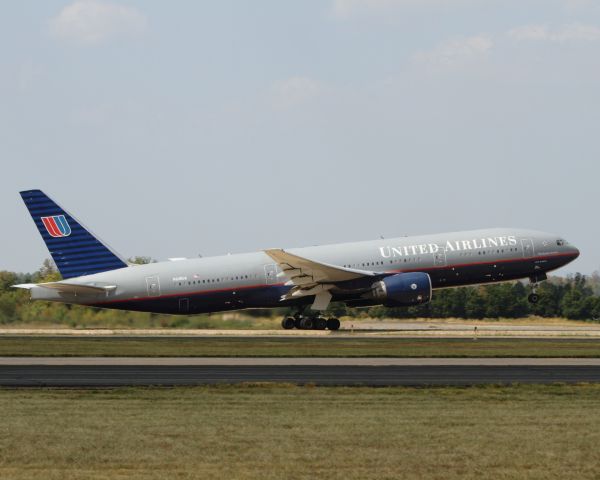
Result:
[571, 245, 580, 259]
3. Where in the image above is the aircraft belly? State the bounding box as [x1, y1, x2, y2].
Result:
[89, 284, 293, 315]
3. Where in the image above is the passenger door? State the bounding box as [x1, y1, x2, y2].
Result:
[146, 276, 161, 297]
[521, 239, 535, 259]
[264, 264, 278, 285]
[433, 248, 447, 267]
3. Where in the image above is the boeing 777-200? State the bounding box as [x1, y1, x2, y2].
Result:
[14, 190, 580, 330]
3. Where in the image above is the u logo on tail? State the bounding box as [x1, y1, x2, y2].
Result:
[41, 215, 72, 238]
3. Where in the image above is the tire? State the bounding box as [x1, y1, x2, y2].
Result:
[528, 293, 539, 304]
[326, 317, 340, 331]
[314, 317, 327, 330]
[294, 317, 303, 329]
[282, 317, 295, 330]
[300, 317, 313, 330]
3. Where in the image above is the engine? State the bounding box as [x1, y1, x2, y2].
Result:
[371, 272, 432, 307]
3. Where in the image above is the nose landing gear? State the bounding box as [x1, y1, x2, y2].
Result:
[528, 293, 539, 304]
[528, 274, 546, 304]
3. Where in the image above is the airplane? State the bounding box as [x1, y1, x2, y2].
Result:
[14, 189, 580, 330]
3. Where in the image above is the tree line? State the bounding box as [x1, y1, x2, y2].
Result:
[0, 259, 599, 326]
[333, 274, 600, 321]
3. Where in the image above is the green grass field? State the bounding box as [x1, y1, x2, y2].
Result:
[2, 336, 600, 357]
[1, 384, 599, 479]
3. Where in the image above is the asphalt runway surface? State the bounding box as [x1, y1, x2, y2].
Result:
[2, 358, 600, 386]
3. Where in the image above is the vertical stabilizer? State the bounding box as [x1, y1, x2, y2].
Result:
[20, 190, 128, 279]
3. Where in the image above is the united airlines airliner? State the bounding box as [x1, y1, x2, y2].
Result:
[14, 190, 580, 330]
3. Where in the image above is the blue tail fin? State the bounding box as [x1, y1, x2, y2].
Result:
[20, 190, 128, 279]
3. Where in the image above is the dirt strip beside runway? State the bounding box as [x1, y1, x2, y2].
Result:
[3, 357, 600, 366]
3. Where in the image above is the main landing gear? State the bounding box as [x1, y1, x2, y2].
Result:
[281, 314, 340, 331]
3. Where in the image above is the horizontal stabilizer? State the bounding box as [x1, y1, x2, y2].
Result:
[13, 282, 116, 296]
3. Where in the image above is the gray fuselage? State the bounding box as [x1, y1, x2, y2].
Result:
[29, 228, 580, 315]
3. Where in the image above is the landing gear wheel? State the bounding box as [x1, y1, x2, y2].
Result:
[293, 317, 303, 329]
[528, 293, 539, 304]
[282, 317, 295, 330]
[326, 317, 340, 331]
[314, 317, 327, 330]
[300, 317, 314, 330]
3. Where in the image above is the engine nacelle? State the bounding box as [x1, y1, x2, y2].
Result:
[371, 272, 432, 307]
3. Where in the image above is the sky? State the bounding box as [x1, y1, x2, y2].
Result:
[0, 0, 597, 274]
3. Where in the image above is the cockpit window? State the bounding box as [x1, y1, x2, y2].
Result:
[557, 239, 565, 246]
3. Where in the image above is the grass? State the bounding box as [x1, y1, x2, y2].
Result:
[1, 384, 600, 479]
[2, 336, 600, 357]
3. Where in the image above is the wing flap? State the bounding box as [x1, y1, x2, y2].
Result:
[264, 248, 375, 309]
[265, 249, 371, 284]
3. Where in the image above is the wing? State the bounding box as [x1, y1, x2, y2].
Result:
[264, 248, 375, 310]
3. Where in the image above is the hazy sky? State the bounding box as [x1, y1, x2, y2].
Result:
[1, 0, 597, 274]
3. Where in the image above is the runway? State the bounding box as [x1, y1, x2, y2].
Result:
[2, 358, 600, 386]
